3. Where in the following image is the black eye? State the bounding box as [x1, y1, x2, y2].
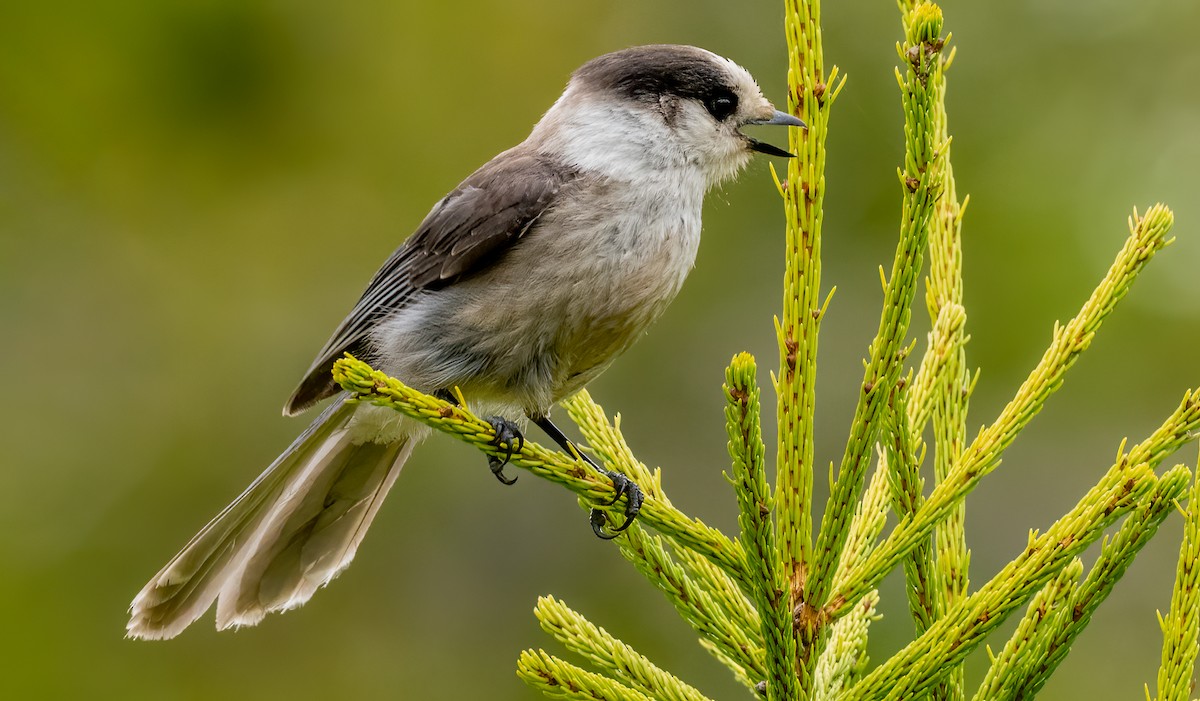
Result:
[706, 93, 738, 121]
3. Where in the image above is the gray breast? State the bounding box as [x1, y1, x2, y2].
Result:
[369, 175, 705, 413]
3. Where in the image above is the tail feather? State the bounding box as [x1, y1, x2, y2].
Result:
[214, 437, 413, 629]
[127, 400, 414, 640]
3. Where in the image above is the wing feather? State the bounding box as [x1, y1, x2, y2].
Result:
[283, 149, 579, 415]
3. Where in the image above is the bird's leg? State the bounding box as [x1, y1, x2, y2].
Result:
[434, 389, 521, 485]
[530, 413, 644, 539]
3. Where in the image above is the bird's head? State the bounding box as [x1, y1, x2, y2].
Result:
[535, 45, 804, 187]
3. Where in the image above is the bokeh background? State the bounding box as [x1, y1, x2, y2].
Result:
[3, 0, 1199, 698]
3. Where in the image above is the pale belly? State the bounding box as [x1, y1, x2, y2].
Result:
[369, 185, 703, 415]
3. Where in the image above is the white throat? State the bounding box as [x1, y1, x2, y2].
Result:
[529, 92, 712, 190]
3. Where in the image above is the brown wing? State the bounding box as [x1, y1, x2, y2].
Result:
[283, 150, 580, 415]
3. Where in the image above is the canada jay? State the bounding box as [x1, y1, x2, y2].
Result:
[127, 44, 803, 640]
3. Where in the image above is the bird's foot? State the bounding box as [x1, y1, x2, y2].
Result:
[486, 416, 524, 485]
[589, 468, 645, 540]
[526, 413, 644, 539]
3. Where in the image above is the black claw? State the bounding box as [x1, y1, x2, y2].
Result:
[590, 508, 616, 539]
[602, 471, 627, 507]
[488, 456, 518, 485]
[487, 416, 524, 485]
[589, 468, 645, 539]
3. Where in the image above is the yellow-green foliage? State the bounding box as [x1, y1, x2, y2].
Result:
[330, 2, 1198, 699]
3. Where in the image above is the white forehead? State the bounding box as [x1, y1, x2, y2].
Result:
[700, 49, 762, 95]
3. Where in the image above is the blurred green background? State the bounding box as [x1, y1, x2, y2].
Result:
[2, 0, 1198, 698]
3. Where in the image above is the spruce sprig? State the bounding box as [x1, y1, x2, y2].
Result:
[533, 596, 711, 701]
[775, 0, 844, 616]
[726, 354, 799, 701]
[903, 2, 970, 697]
[1154, 449, 1200, 701]
[844, 464, 1192, 701]
[978, 461, 1186, 699]
[971, 560, 1083, 701]
[830, 205, 1177, 617]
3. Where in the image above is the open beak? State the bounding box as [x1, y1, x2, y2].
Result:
[743, 110, 807, 158]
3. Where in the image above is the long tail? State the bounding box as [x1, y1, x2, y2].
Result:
[127, 400, 414, 640]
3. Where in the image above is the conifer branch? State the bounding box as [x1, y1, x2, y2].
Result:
[908, 302, 968, 436]
[897, 4, 969, 695]
[971, 560, 1083, 701]
[517, 649, 655, 701]
[800, 4, 946, 681]
[986, 467, 1186, 698]
[830, 205, 1177, 615]
[616, 524, 767, 687]
[775, 0, 849, 691]
[815, 464, 888, 698]
[776, 0, 844, 615]
[1154, 452, 1200, 701]
[916, 13, 969, 701]
[725, 354, 799, 701]
[534, 596, 713, 701]
[674, 547, 761, 646]
[834, 459, 893, 589]
[886, 304, 966, 637]
[883, 384, 940, 633]
[844, 464, 1192, 701]
[813, 590, 879, 701]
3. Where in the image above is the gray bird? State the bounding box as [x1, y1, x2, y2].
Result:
[127, 44, 803, 640]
